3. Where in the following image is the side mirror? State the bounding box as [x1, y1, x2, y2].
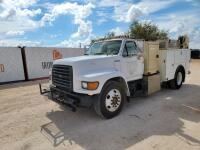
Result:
[122, 52, 128, 57]
[84, 48, 89, 55]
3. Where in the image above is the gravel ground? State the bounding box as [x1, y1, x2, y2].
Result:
[0, 60, 200, 150]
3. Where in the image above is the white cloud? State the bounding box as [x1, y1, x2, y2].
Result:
[0, 0, 41, 34]
[0, 20, 39, 34]
[0, 39, 41, 47]
[98, 0, 129, 7]
[154, 11, 200, 49]
[0, 0, 43, 46]
[0, 0, 41, 20]
[49, 34, 61, 39]
[95, 0, 200, 49]
[10, 0, 37, 8]
[95, 0, 177, 22]
[136, 0, 176, 15]
[0, 1, 96, 47]
[185, 0, 200, 7]
[19, 8, 41, 17]
[41, 2, 95, 38]
[6, 30, 25, 36]
[59, 34, 95, 48]
[96, 10, 109, 24]
[0, 0, 199, 49]
[60, 38, 89, 48]
[97, 0, 132, 22]
[97, 18, 107, 25]
[109, 27, 124, 36]
[126, 5, 143, 22]
[113, 2, 132, 22]
[71, 20, 93, 38]
[124, 0, 177, 22]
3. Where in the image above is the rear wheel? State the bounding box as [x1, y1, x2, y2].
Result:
[94, 81, 125, 119]
[169, 68, 184, 89]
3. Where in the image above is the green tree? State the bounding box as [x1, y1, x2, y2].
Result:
[129, 21, 168, 41]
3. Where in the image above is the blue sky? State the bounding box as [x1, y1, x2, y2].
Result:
[0, 0, 199, 48]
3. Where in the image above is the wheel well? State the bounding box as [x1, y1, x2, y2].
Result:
[176, 65, 186, 82]
[104, 77, 128, 94]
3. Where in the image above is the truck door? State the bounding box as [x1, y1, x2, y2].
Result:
[121, 40, 144, 81]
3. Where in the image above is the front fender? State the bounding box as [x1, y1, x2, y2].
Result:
[73, 69, 126, 95]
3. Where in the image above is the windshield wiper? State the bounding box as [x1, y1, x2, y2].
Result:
[94, 52, 106, 55]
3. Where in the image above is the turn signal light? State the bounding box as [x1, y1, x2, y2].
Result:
[82, 81, 99, 90]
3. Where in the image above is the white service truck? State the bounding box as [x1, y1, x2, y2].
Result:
[40, 37, 190, 119]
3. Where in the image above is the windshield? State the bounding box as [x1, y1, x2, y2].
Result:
[86, 40, 122, 55]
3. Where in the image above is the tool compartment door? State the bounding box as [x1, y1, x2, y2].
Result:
[159, 50, 175, 82]
[165, 50, 176, 81]
[144, 42, 159, 75]
[148, 43, 159, 73]
[159, 49, 190, 82]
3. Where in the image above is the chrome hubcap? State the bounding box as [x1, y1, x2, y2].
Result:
[177, 72, 182, 85]
[105, 89, 121, 112]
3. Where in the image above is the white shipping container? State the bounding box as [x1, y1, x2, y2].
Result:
[0, 47, 25, 83]
[25, 47, 84, 80]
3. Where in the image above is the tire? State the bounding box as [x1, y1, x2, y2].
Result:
[94, 81, 125, 119]
[169, 68, 184, 89]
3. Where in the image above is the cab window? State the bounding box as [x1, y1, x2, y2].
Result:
[123, 41, 138, 57]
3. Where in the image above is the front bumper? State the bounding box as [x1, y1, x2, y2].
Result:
[39, 83, 95, 111]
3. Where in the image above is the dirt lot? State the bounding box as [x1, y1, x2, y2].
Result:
[0, 60, 200, 150]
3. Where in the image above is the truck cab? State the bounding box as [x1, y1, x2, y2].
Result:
[41, 37, 190, 119]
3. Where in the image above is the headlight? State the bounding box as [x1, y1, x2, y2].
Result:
[81, 81, 99, 90]
[82, 82, 88, 89]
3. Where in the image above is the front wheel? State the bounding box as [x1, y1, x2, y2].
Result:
[94, 81, 125, 119]
[168, 68, 184, 89]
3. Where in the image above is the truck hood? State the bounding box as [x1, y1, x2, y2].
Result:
[53, 55, 120, 75]
[54, 55, 114, 64]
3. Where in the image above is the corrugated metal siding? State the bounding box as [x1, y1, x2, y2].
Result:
[0, 47, 25, 83]
[25, 47, 84, 80]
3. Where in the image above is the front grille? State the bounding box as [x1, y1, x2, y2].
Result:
[52, 65, 73, 91]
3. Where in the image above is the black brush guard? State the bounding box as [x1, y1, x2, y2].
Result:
[39, 83, 94, 111]
[39, 83, 80, 112]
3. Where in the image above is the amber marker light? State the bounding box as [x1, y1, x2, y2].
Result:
[82, 81, 99, 90]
